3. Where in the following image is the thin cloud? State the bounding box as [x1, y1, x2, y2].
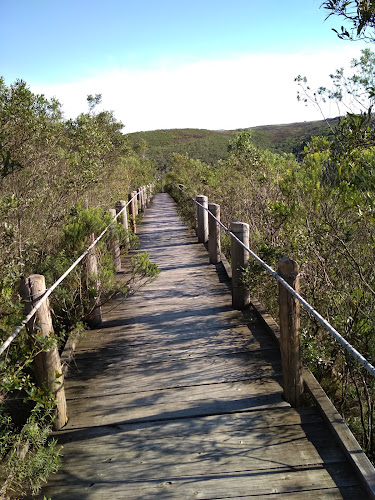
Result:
[32, 49, 363, 133]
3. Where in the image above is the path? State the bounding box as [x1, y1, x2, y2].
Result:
[39, 193, 366, 499]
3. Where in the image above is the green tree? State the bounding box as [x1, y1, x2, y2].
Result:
[0, 77, 157, 496]
[296, 49, 375, 115]
[322, 0, 375, 41]
[87, 93, 102, 113]
[296, 48, 375, 186]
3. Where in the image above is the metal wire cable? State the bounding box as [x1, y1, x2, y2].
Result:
[0, 189, 145, 356]
[188, 190, 375, 378]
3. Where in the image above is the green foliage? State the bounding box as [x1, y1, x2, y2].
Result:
[0, 77, 156, 495]
[127, 121, 336, 172]
[0, 405, 61, 497]
[127, 128, 237, 172]
[87, 93, 102, 113]
[296, 49, 375, 164]
[62, 204, 113, 254]
[322, 0, 375, 41]
[35, 205, 117, 330]
[131, 252, 160, 279]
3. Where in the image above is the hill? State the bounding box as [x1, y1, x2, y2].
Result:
[127, 118, 339, 169]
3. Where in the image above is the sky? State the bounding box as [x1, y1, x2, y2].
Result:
[1, 0, 369, 133]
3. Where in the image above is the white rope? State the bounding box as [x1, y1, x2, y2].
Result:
[188, 190, 375, 378]
[0, 189, 145, 357]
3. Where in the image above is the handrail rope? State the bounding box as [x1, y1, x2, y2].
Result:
[179, 185, 375, 378]
[0, 188, 146, 357]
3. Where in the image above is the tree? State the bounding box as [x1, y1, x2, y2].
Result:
[296, 48, 375, 175]
[322, 0, 375, 42]
[87, 93, 102, 113]
[296, 49, 375, 113]
[0, 76, 157, 496]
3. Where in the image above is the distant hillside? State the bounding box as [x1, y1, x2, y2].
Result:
[127, 118, 339, 169]
[250, 118, 338, 156]
[128, 129, 237, 170]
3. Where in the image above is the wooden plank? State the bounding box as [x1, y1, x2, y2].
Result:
[74, 319, 276, 353]
[64, 351, 282, 398]
[68, 346, 281, 373]
[58, 405, 322, 440]
[55, 411, 342, 464]
[38, 463, 364, 499]
[64, 379, 288, 426]
[73, 338, 277, 362]
[218, 489, 363, 500]
[73, 326, 278, 360]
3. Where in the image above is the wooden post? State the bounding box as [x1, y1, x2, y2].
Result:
[116, 200, 130, 249]
[143, 186, 147, 210]
[230, 221, 250, 310]
[128, 191, 137, 234]
[196, 195, 208, 244]
[278, 257, 303, 407]
[108, 209, 122, 272]
[208, 203, 221, 264]
[138, 187, 145, 213]
[142, 186, 147, 211]
[86, 233, 102, 327]
[134, 189, 139, 215]
[21, 275, 68, 430]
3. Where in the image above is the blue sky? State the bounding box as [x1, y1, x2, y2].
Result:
[1, 0, 368, 132]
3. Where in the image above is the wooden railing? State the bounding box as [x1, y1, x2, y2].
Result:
[194, 193, 303, 407]
[0, 184, 155, 430]
[191, 191, 375, 405]
[188, 189, 375, 495]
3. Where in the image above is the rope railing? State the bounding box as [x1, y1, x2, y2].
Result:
[177, 185, 375, 378]
[0, 188, 145, 357]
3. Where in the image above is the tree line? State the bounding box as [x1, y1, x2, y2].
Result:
[0, 81, 157, 496]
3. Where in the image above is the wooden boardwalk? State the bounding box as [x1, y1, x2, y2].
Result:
[39, 193, 368, 499]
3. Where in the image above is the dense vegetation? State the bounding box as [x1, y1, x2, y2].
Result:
[127, 118, 337, 169]
[0, 81, 157, 497]
[164, 50, 375, 461]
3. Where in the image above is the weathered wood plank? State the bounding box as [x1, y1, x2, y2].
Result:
[39, 463, 363, 499]
[64, 351, 282, 399]
[74, 316, 276, 354]
[218, 489, 364, 500]
[72, 321, 279, 362]
[64, 379, 288, 426]
[68, 347, 281, 374]
[54, 414, 348, 472]
[73, 339, 277, 363]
